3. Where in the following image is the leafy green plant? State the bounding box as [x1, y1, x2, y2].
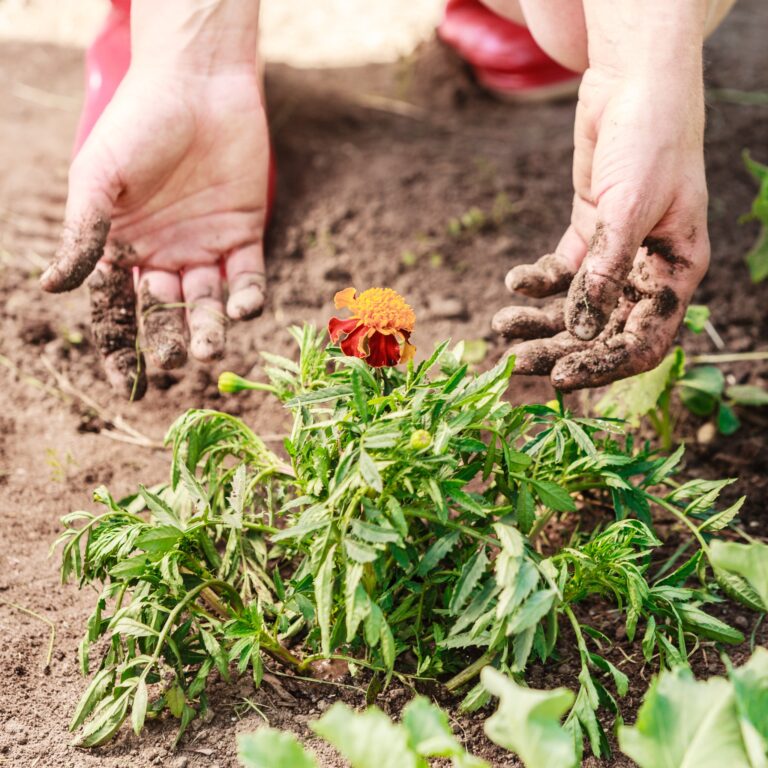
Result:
[597, 337, 768, 447]
[619, 648, 768, 768]
[56, 321, 759, 753]
[238, 648, 768, 768]
[238, 695, 488, 768]
[742, 150, 768, 283]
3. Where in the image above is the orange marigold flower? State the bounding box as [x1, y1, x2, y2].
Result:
[328, 287, 416, 367]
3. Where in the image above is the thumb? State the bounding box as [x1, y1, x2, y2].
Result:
[40, 142, 121, 293]
[565, 197, 646, 341]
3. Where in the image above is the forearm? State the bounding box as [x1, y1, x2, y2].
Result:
[130, 0, 260, 72]
[582, 0, 706, 79]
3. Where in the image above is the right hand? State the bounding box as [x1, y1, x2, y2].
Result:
[41, 62, 270, 399]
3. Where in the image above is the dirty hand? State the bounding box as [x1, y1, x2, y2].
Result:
[493, 5, 711, 391]
[40, 0, 267, 400]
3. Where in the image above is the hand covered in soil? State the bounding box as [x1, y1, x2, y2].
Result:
[493, 63, 710, 391]
[41, 63, 269, 399]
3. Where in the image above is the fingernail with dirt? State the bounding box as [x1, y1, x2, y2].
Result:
[88, 266, 147, 400]
[505, 254, 573, 298]
[227, 282, 266, 321]
[41, 213, 110, 293]
[141, 286, 188, 369]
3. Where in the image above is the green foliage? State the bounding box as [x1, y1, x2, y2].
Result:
[742, 150, 768, 283]
[239, 729, 318, 768]
[618, 648, 768, 768]
[482, 667, 577, 768]
[710, 539, 768, 611]
[684, 304, 711, 333]
[596, 343, 768, 444]
[56, 325, 755, 751]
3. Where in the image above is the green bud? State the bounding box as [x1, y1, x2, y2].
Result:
[409, 429, 432, 451]
[218, 372, 253, 394]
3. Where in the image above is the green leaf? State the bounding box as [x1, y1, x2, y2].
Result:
[316, 544, 337, 656]
[482, 667, 577, 768]
[418, 531, 460, 576]
[136, 524, 184, 555]
[710, 540, 768, 611]
[595, 348, 684, 425]
[131, 678, 148, 736]
[449, 548, 488, 615]
[699, 496, 745, 532]
[530, 480, 576, 512]
[684, 305, 710, 334]
[359, 449, 383, 494]
[729, 648, 768, 764]
[717, 403, 741, 435]
[238, 728, 318, 768]
[401, 696, 489, 766]
[680, 365, 725, 399]
[727, 384, 768, 407]
[311, 703, 422, 768]
[746, 227, 768, 283]
[139, 485, 181, 527]
[618, 666, 752, 768]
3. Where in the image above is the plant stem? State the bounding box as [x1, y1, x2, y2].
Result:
[689, 351, 768, 364]
[445, 650, 496, 692]
[648, 494, 710, 553]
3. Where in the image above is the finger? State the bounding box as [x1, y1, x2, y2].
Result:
[565, 212, 644, 341]
[225, 242, 267, 321]
[138, 269, 187, 369]
[41, 146, 121, 293]
[508, 332, 590, 376]
[88, 263, 147, 400]
[552, 293, 683, 390]
[492, 298, 566, 339]
[182, 265, 227, 362]
[504, 252, 576, 298]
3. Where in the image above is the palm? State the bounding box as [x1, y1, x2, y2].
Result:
[43, 66, 271, 399]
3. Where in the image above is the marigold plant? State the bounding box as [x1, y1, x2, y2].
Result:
[55, 289, 761, 757]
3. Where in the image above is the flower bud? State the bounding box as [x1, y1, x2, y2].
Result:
[218, 372, 253, 394]
[409, 429, 432, 451]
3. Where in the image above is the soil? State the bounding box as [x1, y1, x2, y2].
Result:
[1, 3, 767, 766]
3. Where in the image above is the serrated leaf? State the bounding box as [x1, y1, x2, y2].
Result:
[316, 545, 337, 656]
[238, 728, 318, 768]
[482, 667, 577, 768]
[710, 540, 768, 611]
[131, 678, 148, 736]
[530, 480, 576, 512]
[359, 449, 383, 494]
[449, 548, 488, 615]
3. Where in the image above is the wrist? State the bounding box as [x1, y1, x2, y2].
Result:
[130, 0, 259, 74]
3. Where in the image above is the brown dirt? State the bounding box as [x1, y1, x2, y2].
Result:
[1, 3, 767, 766]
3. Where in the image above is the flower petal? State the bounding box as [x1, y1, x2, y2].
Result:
[328, 315, 359, 343]
[334, 287, 357, 310]
[340, 323, 371, 359]
[401, 341, 416, 364]
[367, 330, 402, 367]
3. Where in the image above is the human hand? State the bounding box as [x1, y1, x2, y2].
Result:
[41, 1, 268, 400]
[493, 20, 710, 390]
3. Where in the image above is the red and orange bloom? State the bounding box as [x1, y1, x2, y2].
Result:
[328, 287, 416, 367]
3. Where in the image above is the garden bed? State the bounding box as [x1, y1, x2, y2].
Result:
[0, 3, 767, 765]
